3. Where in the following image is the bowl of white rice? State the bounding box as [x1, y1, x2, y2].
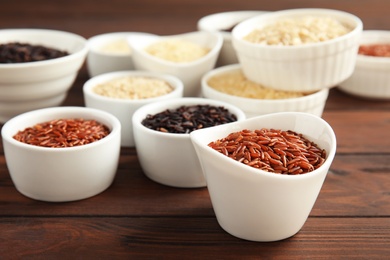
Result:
[201, 64, 329, 118]
[86, 32, 155, 78]
[232, 8, 363, 92]
[128, 31, 223, 97]
[83, 70, 184, 147]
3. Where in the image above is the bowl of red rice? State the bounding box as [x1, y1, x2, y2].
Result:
[1, 106, 121, 202]
[190, 111, 337, 242]
[338, 30, 390, 99]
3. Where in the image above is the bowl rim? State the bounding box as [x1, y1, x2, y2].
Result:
[0, 28, 88, 68]
[132, 97, 246, 140]
[201, 64, 329, 104]
[1, 106, 121, 152]
[83, 70, 184, 104]
[128, 31, 224, 68]
[232, 8, 363, 50]
[190, 111, 337, 180]
[197, 10, 270, 36]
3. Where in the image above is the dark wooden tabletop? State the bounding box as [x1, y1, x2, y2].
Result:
[1, 0, 390, 259]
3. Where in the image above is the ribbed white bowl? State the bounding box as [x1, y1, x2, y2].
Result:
[232, 8, 363, 92]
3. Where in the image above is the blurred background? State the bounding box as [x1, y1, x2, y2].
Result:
[1, 0, 389, 38]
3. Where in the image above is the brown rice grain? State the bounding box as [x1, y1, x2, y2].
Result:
[207, 70, 309, 99]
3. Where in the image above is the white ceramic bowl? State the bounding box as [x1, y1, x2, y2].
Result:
[190, 112, 337, 242]
[83, 70, 184, 147]
[338, 30, 390, 99]
[232, 8, 363, 92]
[87, 32, 155, 77]
[128, 31, 223, 97]
[132, 97, 246, 188]
[202, 64, 329, 118]
[1, 106, 121, 202]
[197, 10, 268, 66]
[0, 28, 88, 123]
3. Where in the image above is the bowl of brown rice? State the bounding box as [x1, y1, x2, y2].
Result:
[232, 8, 363, 92]
[128, 31, 223, 97]
[201, 64, 329, 118]
[190, 111, 337, 242]
[83, 70, 184, 147]
[1, 106, 121, 202]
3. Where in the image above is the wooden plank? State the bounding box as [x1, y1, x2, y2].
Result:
[326, 88, 390, 111]
[0, 217, 389, 259]
[1, 154, 389, 217]
[322, 110, 390, 153]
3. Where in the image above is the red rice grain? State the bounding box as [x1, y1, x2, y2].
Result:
[208, 128, 326, 175]
[13, 118, 110, 148]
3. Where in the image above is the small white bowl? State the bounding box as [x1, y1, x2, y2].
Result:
[338, 30, 390, 99]
[232, 8, 363, 92]
[1, 106, 121, 202]
[197, 10, 268, 66]
[202, 64, 329, 117]
[0, 28, 88, 123]
[83, 70, 184, 147]
[128, 31, 223, 97]
[190, 112, 337, 242]
[132, 97, 246, 188]
[87, 32, 155, 77]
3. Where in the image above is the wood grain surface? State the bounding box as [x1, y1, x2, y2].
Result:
[1, 0, 389, 258]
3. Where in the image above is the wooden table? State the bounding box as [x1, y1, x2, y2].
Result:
[1, 0, 390, 258]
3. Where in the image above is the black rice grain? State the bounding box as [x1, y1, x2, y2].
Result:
[0, 42, 69, 63]
[141, 104, 237, 134]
